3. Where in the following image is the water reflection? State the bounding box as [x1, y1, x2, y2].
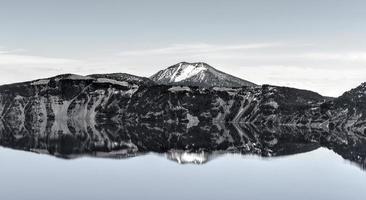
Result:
[0, 118, 366, 168]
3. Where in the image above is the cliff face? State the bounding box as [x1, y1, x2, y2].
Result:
[0, 74, 366, 166]
[0, 74, 364, 134]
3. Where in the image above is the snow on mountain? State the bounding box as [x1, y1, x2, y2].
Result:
[150, 62, 257, 88]
[88, 73, 156, 86]
[26, 74, 94, 87]
[169, 63, 207, 82]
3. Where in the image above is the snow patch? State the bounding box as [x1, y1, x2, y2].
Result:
[96, 78, 130, 87]
[171, 63, 207, 82]
[31, 79, 50, 85]
[187, 113, 199, 128]
[265, 101, 279, 109]
[232, 94, 257, 123]
[213, 87, 240, 95]
[57, 74, 93, 81]
[124, 88, 139, 96]
[14, 95, 23, 100]
[266, 138, 278, 146]
[168, 86, 192, 92]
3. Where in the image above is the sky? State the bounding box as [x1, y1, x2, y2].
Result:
[1, 0, 366, 97]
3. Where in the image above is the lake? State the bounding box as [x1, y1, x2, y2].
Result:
[0, 146, 365, 200]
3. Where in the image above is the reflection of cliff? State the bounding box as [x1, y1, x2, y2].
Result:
[1, 116, 366, 169]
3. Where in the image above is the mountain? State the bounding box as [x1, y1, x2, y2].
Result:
[150, 62, 256, 88]
[0, 70, 361, 132]
[0, 68, 364, 132]
[0, 73, 330, 136]
[0, 69, 366, 166]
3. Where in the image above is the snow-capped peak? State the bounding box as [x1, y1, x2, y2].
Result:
[150, 62, 256, 88]
[170, 62, 207, 82]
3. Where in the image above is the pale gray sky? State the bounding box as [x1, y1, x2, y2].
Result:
[1, 0, 366, 96]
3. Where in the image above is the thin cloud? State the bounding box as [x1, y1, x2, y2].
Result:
[116, 43, 366, 64]
[0, 47, 27, 54]
[298, 52, 366, 62]
[1, 44, 366, 97]
[0, 47, 79, 65]
[0, 53, 80, 65]
[117, 43, 284, 56]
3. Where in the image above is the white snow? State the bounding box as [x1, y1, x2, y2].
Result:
[68, 74, 92, 80]
[96, 78, 130, 87]
[14, 95, 23, 100]
[57, 74, 93, 81]
[266, 138, 278, 146]
[187, 113, 199, 128]
[170, 63, 207, 82]
[124, 88, 139, 96]
[31, 79, 50, 85]
[232, 94, 254, 123]
[213, 87, 230, 91]
[170, 63, 182, 81]
[265, 101, 279, 109]
[168, 86, 192, 92]
[213, 87, 240, 95]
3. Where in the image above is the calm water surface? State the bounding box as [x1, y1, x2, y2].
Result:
[0, 147, 365, 200]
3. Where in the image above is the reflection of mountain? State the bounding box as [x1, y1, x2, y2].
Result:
[166, 150, 214, 165]
[1, 117, 366, 169]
